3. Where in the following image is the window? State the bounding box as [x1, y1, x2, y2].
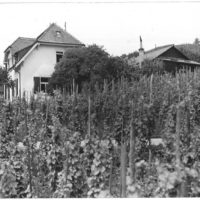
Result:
[56, 31, 61, 37]
[56, 51, 63, 63]
[40, 77, 49, 93]
[33, 77, 50, 93]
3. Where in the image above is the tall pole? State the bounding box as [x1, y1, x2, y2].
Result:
[64, 22, 66, 32]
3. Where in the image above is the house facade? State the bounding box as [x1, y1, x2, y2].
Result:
[133, 37, 200, 70]
[4, 23, 84, 100]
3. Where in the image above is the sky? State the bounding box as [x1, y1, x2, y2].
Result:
[0, 0, 200, 64]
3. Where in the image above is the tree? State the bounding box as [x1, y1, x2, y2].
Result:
[0, 67, 10, 85]
[127, 51, 139, 59]
[193, 38, 199, 45]
[48, 45, 130, 93]
[0, 66, 14, 97]
[177, 44, 200, 63]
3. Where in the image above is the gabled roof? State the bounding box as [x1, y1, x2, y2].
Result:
[36, 23, 83, 45]
[5, 23, 84, 55]
[5, 37, 35, 55]
[133, 43, 198, 67]
[16, 45, 33, 62]
[133, 43, 200, 67]
[4, 23, 84, 68]
[144, 44, 174, 60]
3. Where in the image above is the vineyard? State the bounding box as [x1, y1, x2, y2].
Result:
[1, 70, 200, 197]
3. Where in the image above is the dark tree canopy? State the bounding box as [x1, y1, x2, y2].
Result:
[0, 67, 11, 85]
[48, 44, 131, 93]
[127, 51, 139, 59]
[176, 43, 200, 63]
[193, 38, 200, 45]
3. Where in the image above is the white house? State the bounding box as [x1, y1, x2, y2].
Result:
[3, 23, 84, 100]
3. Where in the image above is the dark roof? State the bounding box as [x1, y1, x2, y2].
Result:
[5, 23, 84, 56]
[16, 45, 33, 62]
[144, 44, 174, 60]
[5, 37, 35, 55]
[36, 23, 83, 45]
[135, 44, 191, 64]
[4, 23, 84, 66]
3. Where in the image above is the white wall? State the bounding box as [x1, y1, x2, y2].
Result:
[19, 44, 68, 96]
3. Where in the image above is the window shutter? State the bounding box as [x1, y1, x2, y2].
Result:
[34, 77, 40, 93]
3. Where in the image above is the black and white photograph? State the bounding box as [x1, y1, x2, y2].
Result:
[0, 0, 200, 198]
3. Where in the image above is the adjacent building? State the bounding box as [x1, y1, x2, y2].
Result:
[4, 23, 84, 100]
[133, 37, 200, 70]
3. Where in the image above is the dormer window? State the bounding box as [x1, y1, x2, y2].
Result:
[56, 31, 61, 37]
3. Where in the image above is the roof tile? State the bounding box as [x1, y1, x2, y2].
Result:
[37, 23, 83, 45]
[7, 37, 35, 55]
[144, 44, 174, 60]
[5, 23, 84, 56]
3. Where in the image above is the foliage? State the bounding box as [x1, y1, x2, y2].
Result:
[2, 69, 200, 197]
[177, 43, 200, 63]
[48, 44, 130, 93]
[193, 38, 200, 45]
[0, 67, 13, 87]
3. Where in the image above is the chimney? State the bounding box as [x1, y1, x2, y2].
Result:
[138, 36, 144, 68]
[64, 22, 66, 32]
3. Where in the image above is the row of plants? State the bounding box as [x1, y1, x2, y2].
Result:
[1, 70, 200, 197]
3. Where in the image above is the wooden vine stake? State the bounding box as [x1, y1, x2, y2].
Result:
[23, 92, 32, 196]
[108, 80, 115, 196]
[175, 73, 182, 197]
[120, 80, 127, 197]
[45, 97, 49, 138]
[129, 100, 136, 184]
[109, 151, 114, 196]
[120, 140, 127, 197]
[179, 73, 191, 197]
[179, 101, 189, 197]
[148, 74, 153, 173]
[88, 91, 91, 137]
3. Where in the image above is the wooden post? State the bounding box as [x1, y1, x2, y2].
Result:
[120, 84, 127, 198]
[63, 85, 66, 101]
[45, 98, 49, 137]
[24, 97, 32, 196]
[183, 101, 190, 197]
[176, 73, 182, 197]
[176, 101, 181, 197]
[88, 93, 91, 137]
[129, 101, 136, 184]
[120, 141, 127, 197]
[73, 78, 75, 97]
[109, 151, 114, 195]
[148, 75, 153, 173]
